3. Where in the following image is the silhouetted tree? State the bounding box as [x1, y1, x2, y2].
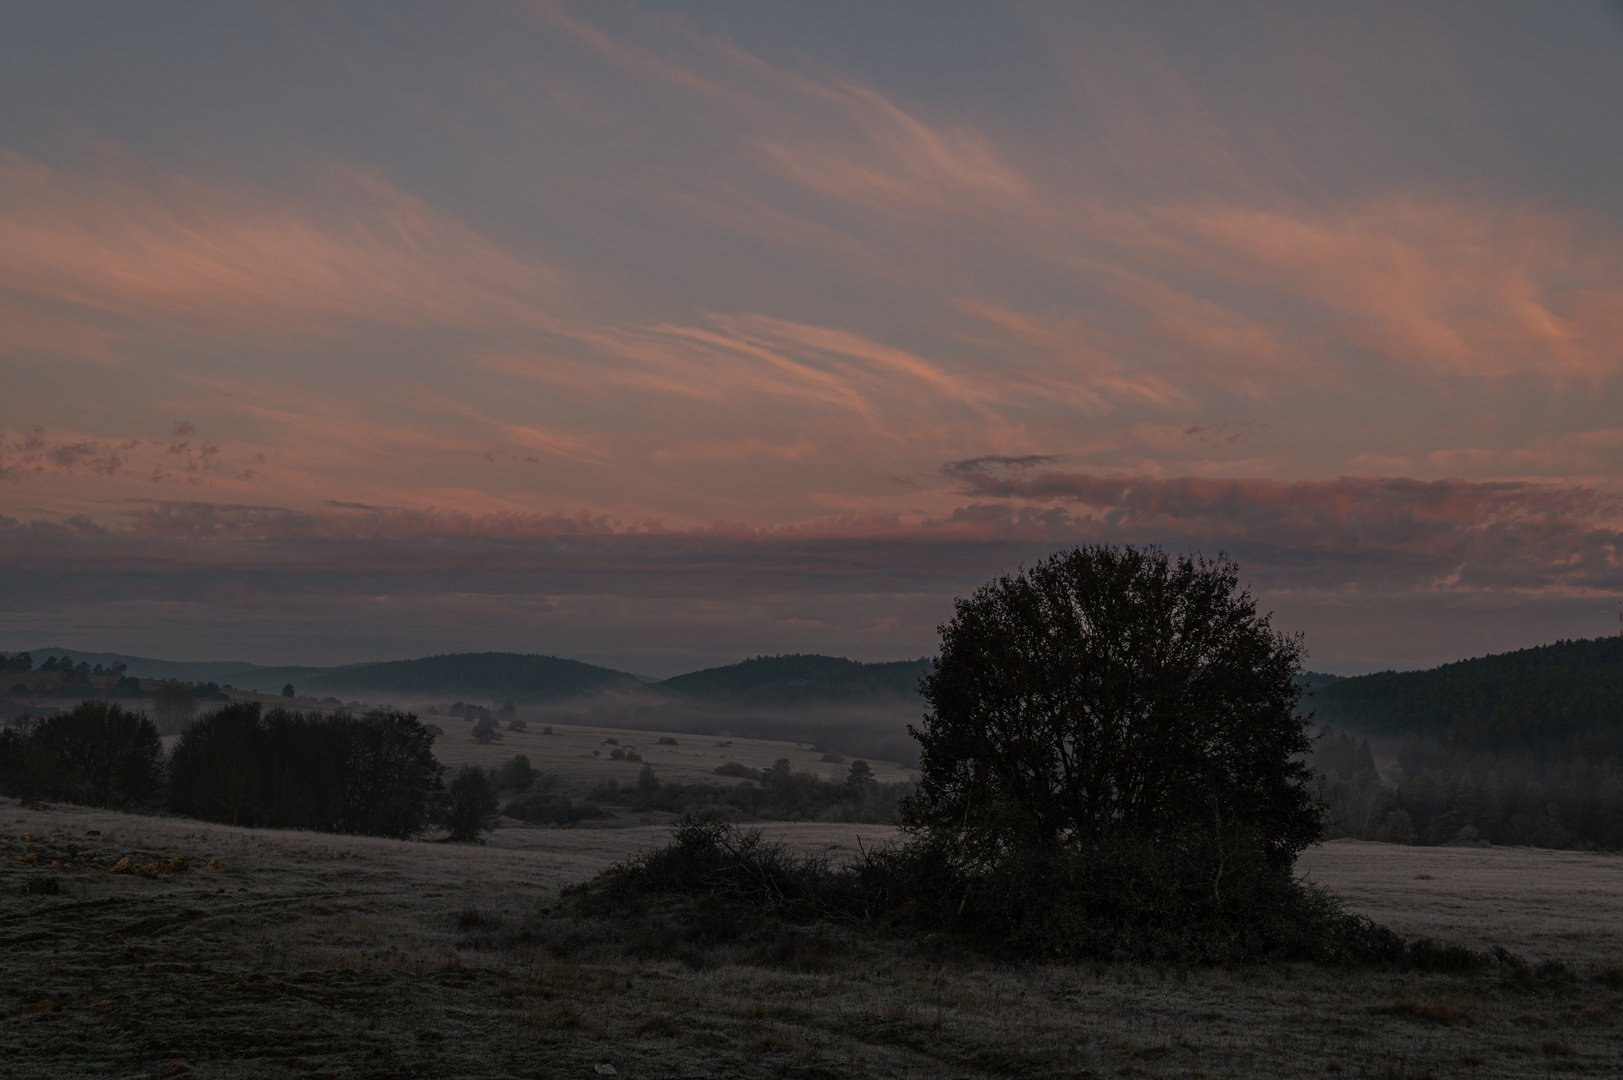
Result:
[845, 759, 876, 790]
[907, 545, 1319, 868]
[281, 683, 295, 698]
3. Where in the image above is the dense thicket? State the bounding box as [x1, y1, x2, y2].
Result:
[0, 702, 162, 808]
[167, 704, 442, 837]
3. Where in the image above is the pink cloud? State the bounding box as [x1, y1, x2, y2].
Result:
[0, 148, 567, 351]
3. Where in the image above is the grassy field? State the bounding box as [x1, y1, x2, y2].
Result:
[429, 718, 915, 798]
[5, 803, 1622, 1079]
[4, 718, 1622, 1079]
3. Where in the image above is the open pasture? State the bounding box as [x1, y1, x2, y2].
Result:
[428, 719, 916, 796]
[5, 799, 1623, 1078]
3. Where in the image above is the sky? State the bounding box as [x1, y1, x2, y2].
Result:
[3, 1, 1622, 677]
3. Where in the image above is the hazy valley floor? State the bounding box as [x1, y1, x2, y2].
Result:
[3, 800, 1621, 1079]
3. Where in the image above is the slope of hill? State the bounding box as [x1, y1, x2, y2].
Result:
[657, 654, 931, 703]
[301, 651, 638, 702]
[1307, 636, 1623, 739]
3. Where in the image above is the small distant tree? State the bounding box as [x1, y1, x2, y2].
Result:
[494, 754, 537, 791]
[637, 762, 660, 803]
[471, 716, 502, 744]
[444, 765, 500, 842]
[281, 683, 295, 698]
[845, 759, 876, 791]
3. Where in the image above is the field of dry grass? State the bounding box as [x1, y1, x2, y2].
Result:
[5, 792, 1623, 1079]
[430, 719, 915, 798]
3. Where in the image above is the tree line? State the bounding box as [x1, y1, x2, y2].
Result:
[0, 700, 489, 841]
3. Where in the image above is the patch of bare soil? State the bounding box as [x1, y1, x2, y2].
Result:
[3, 800, 1621, 1079]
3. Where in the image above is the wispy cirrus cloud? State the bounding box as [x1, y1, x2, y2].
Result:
[0, 147, 568, 353]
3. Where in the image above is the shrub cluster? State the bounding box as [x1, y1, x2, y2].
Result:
[564, 816, 1407, 965]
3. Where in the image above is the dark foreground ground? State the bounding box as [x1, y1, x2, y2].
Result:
[3, 800, 1622, 1079]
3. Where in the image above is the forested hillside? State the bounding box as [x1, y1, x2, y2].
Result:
[1307, 637, 1623, 737]
[1307, 637, 1623, 850]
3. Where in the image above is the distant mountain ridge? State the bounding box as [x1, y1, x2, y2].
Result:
[301, 652, 636, 701]
[1306, 636, 1623, 737]
[9, 648, 345, 691]
[658, 654, 932, 703]
[3, 647, 932, 706]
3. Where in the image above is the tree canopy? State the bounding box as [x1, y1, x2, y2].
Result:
[906, 545, 1319, 867]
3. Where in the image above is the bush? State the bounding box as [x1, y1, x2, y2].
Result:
[444, 765, 501, 842]
[0, 702, 163, 809]
[566, 817, 1404, 965]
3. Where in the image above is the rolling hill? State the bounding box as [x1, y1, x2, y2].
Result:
[657, 653, 932, 703]
[300, 652, 639, 702]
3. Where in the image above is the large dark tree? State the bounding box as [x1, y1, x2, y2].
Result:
[906, 545, 1320, 868]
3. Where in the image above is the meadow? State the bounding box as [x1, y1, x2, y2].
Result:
[3, 721, 1621, 1079]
